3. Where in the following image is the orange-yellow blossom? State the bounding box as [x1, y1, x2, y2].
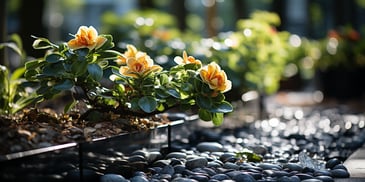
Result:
[67, 26, 107, 50]
[200, 62, 232, 93]
[174, 51, 202, 66]
[115, 44, 139, 65]
[119, 52, 162, 78]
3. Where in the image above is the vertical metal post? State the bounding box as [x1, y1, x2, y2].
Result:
[168, 124, 171, 153]
[78, 143, 84, 182]
[0, 0, 8, 67]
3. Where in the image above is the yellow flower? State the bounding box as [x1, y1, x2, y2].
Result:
[115, 44, 139, 65]
[119, 52, 162, 78]
[200, 62, 232, 93]
[67, 26, 107, 50]
[174, 51, 202, 66]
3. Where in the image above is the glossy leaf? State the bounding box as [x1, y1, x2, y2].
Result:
[209, 101, 233, 113]
[198, 109, 211, 121]
[71, 60, 88, 76]
[138, 96, 157, 113]
[167, 88, 180, 98]
[98, 50, 121, 59]
[75, 48, 89, 58]
[88, 63, 103, 81]
[64, 99, 77, 113]
[54, 79, 74, 91]
[196, 95, 212, 109]
[97, 34, 114, 50]
[25, 59, 43, 70]
[32, 36, 56, 49]
[45, 54, 63, 63]
[212, 112, 224, 126]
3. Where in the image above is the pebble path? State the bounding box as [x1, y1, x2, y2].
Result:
[76, 106, 365, 182]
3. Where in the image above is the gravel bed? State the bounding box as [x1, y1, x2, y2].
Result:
[1, 105, 364, 182]
[84, 106, 365, 182]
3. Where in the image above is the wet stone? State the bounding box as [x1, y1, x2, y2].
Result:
[100, 174, 128, 182]
[219, 152, 237, 162]
[325, 158, 342, 169]
[258, 163, 282, 170]
[283, 163, 303, 172]
[185, 157, 208, 170]
[231, 172, 256, 182]
[210, 174, 230, 181]
[171, 177, 199, 182]
[250, 145, 268, 155]
[313, 169, 332, 177]
[277, 176, 301, 182]
[196, 142, 224, 152]
[160, 165, 175, 175]
[332, 164, 348, 170]
[272, 170, 290, 178]
[190, 174, 209, 182]
[315, 175, 335, 182]
[128, 155, 146, 163]
[207, 161, 222, 168]
[130, 175, 149, 182]
[296, 173, 315, 180]
[147, 151, 163, 163]
[223, 162, 240, 170]
[166, 152, 187, 159]
[173, 165, 186, 174]
[330, 169, 350, 178]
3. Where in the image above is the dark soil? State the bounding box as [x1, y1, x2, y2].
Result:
[0, 107, 169, 155]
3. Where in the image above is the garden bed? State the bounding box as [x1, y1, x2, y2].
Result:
[0, 109, 186, 181]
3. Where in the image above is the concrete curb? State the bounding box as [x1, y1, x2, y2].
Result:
[335, 144, 365, 181]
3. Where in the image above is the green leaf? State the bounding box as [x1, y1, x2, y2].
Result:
[43, 62, 65, 76]
[98, 60, 109, 69]
[88, 63, 103, 81]
[0, 42, 22, 56]
[64, 99, 77, 113]
[75, 48, 89, 58]
[71, 60, 88, 76]
[210, 101, 233, 113]
[156, 103, 165, 112]
[25, 59, 42, 70]
[181, 82, 193, 93]
[183, 63, 201, 70]
[236, 149, 263, 162]
[213, 92, 225, 102]
[138, 96, 157, 113]
[45, 53, 63, 63]
[159, 73, 169, 85]
[212, 112, 224, 126]
[54, 79, 74, 91]
[130, 98, 140, 111]
[196, 95, 212, 109]
[24, 70, 38, 80]
[11, 95, 43, 114]
[32, 36, 55, 49]
[10, 34, 23, 51]
[98, 50, 122, 59]
[198, 109, 212, 121]
[167, 88, 180, 98]
[10, 67, 25, 81]
[155, 88, 169, 98]
[111, 66, 123, 77]
[97, 34, 114, 50]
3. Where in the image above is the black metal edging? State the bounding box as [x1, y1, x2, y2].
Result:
[78, 142, 84, 182]
[0, 116, 187, 182]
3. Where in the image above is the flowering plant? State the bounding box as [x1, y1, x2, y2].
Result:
[25, 26, 233, 125]
[200, 11, 291, 96]
[317, 26, 365, 70]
